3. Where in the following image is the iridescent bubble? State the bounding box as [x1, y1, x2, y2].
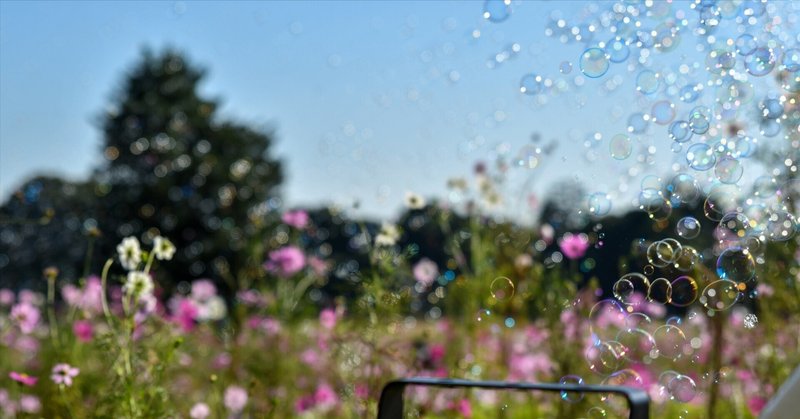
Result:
[490, 276, 515, 301]
[676, 217, 701, 239]
[651, 101, 675, 125]
[636, 70, 660, 94]
[653, 324, 686, 360]
[784, 48, 800, 72]
[766, 211, 797, 242]
[483, 0, 511, 22]
[781, 70, 800, 93]
[601, 369, 644, 392]
[580, 48, 610, 78]
[669, 121, 694, 143]
[640, 174, 663, 191]
[686, 143, 715, 171]
[745, 47, 776, 76]
[559, 375, 585, 403]
[614, 273, 650, 305]
[668, 375, 697, 402]
[735, 34, 757, 56]
[673, 246, 701, 272]
[639, 191, 672, 221]
[647, 278, 673, 304]
[753, 176, 778, 198]
[589, 300, 626, 343]
[586, 341, 623, 375]
[647, 242, 670, 268]
[670, 276, 698, 307]
[609, 134, 632, 160]
[587, 407, 608, 418]
[760, 98, 784, 119]
[520, 74, 544, 95]
[699, 279, 741, 311]
[667, 173, 699, 203]
[717, 212, 750, 244]
[588, 192, 612, 216]
[716, 247, 755, 283]
[643, 264, 655, 276]
[615, 328, 655, 362]
[605, 37, 630, 63]
[559, 61, 573, 74]
[688, 106, 711, 134]
[679, 84, 702, 103]
[704, 186, 740, 221]
[627, 112, 649, 133]
[625, 312, 651, 329]
[706, 49, 735, 74]
[515, 144, 542, 168]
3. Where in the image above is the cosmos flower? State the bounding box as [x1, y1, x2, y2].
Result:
[123, 271, 154, 300]
[282, 209, 310, 229]
[319, 308, 337, 330]
[116, 236, 142, 271]
[153, 236, 176, 261]
[413, 258, 439, 288]
[223, 386, 248, 413]
[559, 233, 590, 260]
[189, 402, 210, 419]
[10, 302, 40, 334]
[19, 395, 40, 414]
[73, 320, 94, 342]
[51, 364, 79, 387]
[191, 279, 217, 301]
[9, 372, 37, 387]
[374, 222, 400, 247]
[405, 192, 426, 209]
[264, 246, 306, 278]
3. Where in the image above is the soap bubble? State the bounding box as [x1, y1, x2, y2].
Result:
[670, 276, 698, 307]
[673, 246, 701, 272]
[735, 34, 757, 55]
[588, 192, 612, 216]
[766, 211, 797, 242]
[688, 106, 711, 134]
[651, 101, 675, 125]
[699, 279, 740, 311]
[609, 134, 633, 160]
[745, 47, 776, 76]
[616, 328, 656, 362]
[476, 308, 493, 322]
[676, 217, 701, 239]
[636, 70, 660, 94]
[605, 37, 630, 63]
[559, 61, 573, 74]
[613, 273, 650, 305]
[589, 300, 626, 343]
[669, 120, 693, 143]
[667, 173, 699, 203]
[483, 0, 511, 22]
[580, 48, 610, 78]
[647, 278, 673, 304]
[686, 143, 716, 171]
[717, 212, 750, 244]
[716, 247, 755, 283]
[783, 48, 800, 72]
[667, 375, 697, 402]
[714, 156, 744, 184]
[490, 276, 515, 301]
[586, 341, 623, 375]
[520, 74, 544, 95]
[653, 324, 686, 360]
[559, 375, 585, 403]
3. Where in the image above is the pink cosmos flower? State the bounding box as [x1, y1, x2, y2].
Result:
[51, 364, 79, 386]
[73, 320, 94, 342]
[456, 399, 472, 417]
[223, 386, 248, 413]
[559, 233, 590, 260]
[0, 289, 13, 306]
[61, 276, 104, 313]
[314, 382, 339, 410]
[18, 395, 40, 414]
[174, 298, 199, 332]
[320, 308, 337, 330]
[282, 209, 310, 229]
[10, 303, 39, 334]
[747, 396, 767, 416]
[191, 280, 217, 301]
[9, 372, 37, 387]
[413, 258, 439, 287]
[264, 246, 306, 278]
[308, 256, 330, 277]
[189, 402, 210, 419]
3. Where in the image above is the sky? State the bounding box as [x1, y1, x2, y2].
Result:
[1, 1, 793, 220]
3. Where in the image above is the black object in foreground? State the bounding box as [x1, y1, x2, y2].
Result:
[377, 377, 650, 419]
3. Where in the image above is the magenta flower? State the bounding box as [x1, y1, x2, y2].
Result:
[558, 233, 590, 260]
[0, 289, 14, 305]
[314, 382, 339, 410]
[9, 372, 37, 387]
[191, 280, 217, 301]
[174, 298, 199, 332]
[282, 209, 309, 229]
[264, 246, 306, 277]
[73, 320, 94, 342]
[223, 386, 248, 413]
[413, 258, 439, 287]
[51, 364, 79, 387]
[748, 397, 767, 417]
[10, 302, 40, 334]
[456, 399, 472, 417]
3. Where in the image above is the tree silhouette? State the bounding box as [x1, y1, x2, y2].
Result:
[91, 48, 283, 290]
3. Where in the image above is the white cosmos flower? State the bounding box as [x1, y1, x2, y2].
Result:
[124, 271, 153, 300]
[197, 296, 227, 321]
[153, 236, 176, 261]
[116, 236, 142, 271]
[404, 191, 426, 210]
[374, 222, 400, 247]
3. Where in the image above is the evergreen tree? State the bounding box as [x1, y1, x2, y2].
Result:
[91, 48, 283, 291]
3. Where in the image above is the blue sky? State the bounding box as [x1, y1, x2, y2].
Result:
[1, 1, 790, 219]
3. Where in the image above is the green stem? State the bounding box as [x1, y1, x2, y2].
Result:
[47, 276, 60, 347]
[100, 259, 115, 327]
